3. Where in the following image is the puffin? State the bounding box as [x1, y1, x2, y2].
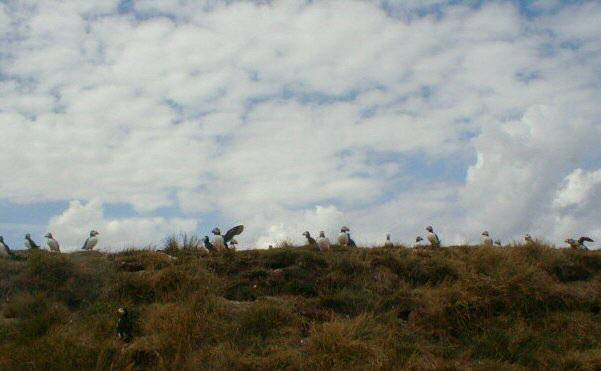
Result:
[302, 231, 317, 246]
[229, 238, 239, 250]
[338, 226, 350, 246]
[338, 226, 356, 246]
[316, 231, 330, 251]
[384, 234, 394, 247]
[347, 230, 356, 247]
[494, 240, 502, 247]
[425, 226, 440, 248]
[82, 230, 99, 251]
[413, 236, 425, 248]
[116, 307, 133, 342]
[25, 234, 40, 250]
[0, 236, 14, 258]
[524, 234, 534, 244]
[481, 231, 493, 246]
[212, 225, 244, 250]
[44, 233, 61, 253]
[565, 237, 594, 250]
[203, 236, 215, 252]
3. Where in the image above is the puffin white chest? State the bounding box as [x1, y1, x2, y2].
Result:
[317, 237, 330, 251]
[48, 238, 60, 252]
[86, 237, 98, 250]
[338, 232, 349, 246]
[212, 235, 225, 250]
[427, 232, 439, 245]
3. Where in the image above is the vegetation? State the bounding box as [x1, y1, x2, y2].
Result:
[0, 242, 600, 370]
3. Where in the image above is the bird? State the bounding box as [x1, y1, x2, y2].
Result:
[426, 226, 440, 248]
[0, 236, 14, 258]
[116, 307, 133, 343]
[413, 236, 425, 248]
[481, 231, 493, 246]
[384, 234, 393, 247]
[229, 238, 239, 250]
[565, 237, 594, 250]
[347, 231, 356, 247]
[338, 226, 350, 246]
[82, 230, 99, 251]
[316, 231, 330, 252]
[338, 226, 356, 247]
[212, 225, 244, 250]
[211, 228, 224, 249]
[494, 240, 502, 247]
[24, 234, 40, 250]
[203, 236, 215, 252]
[44, 233, 60, 253]
[302, 231, 317, 246]
[524, 234, 534, 244]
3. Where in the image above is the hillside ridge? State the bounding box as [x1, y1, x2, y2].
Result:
[1, 243, 600, 370]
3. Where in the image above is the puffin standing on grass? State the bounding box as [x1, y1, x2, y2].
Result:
[565, 237, 594, 250]
[481, 231, 493, 246]
[0, 236, 14, 258]
[494, 240, 502, 247]
[338, 226, 350, 246]
[338, 226, 356, 247]
[413, 236, 425, 248]
[229, 238, 239, 250]
[116, 307, 133, 343]
[82, 230, 99, 251]
[426, 226, 440, 248]
[384, 234, 394, 247]
[25, 234, 40, 250]
[302, 231, 316, 246]
[211, 225, 244, 250]
[347, 229, 356, 247]
[45, 233, 60, 253]
[524, 234, 534, 244]
[316, 231, 330, 251]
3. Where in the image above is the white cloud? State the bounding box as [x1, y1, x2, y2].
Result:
[553, 168, 601, 210]
[0, 0, 600, 248]
[462, 106, 599, 238]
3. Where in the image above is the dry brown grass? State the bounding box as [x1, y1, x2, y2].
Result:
[0, 243, 599, 370]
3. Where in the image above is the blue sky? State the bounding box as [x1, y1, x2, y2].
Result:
[1, 0, 600, 250]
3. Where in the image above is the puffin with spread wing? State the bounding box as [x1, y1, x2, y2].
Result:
[212, 225, 244, 250]
[565, 236, 594, 250]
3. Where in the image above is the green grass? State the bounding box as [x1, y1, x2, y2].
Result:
[0, 243, 600, 370]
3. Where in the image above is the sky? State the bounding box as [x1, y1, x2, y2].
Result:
[0, 0, 600, 251]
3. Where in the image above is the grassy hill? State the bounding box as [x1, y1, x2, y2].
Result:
[0, 242, 600, 370]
